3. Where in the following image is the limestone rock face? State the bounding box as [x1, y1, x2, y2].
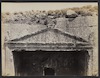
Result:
[3, 15, 98, 43]
[2, 6, 98, 76]
[55, 18, 69, 32]
[36, 12, 47, 19]
[68, 16, 98, 41]
[3, 24, 47, 41]
[66, 10, 78, 18]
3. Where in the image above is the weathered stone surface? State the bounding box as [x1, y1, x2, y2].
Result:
[2, 7, 98, 76]
[66, 10, 78, 18]
[3, 24, 47, 41]
[55, 17, 69, 32]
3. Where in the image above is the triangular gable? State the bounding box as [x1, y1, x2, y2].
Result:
[8, 28, 88, 43]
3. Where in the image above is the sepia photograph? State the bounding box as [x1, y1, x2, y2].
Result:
[1, 2, 98, 76]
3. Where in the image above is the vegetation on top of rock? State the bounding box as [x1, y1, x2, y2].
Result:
[2, 5, 98, 24]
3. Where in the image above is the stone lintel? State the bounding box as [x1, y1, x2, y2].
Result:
[5, 43, 93, 51]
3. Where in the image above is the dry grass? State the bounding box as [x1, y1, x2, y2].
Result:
[2, 5, 98, 24]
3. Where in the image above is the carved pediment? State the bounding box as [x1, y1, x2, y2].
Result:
[8, 28, 88, 44]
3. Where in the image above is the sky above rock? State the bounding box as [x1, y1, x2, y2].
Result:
[2, 2, 97, 13]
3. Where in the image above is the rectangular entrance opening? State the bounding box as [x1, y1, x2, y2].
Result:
[12, 50, 89, 76]
[44, 67, 55, 75]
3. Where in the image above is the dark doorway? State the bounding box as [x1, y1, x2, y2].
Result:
[44, 68, 55, 75]
[12, 50, 89, 76]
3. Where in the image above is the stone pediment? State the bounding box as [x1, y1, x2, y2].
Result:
[8, 28, 88, 44]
